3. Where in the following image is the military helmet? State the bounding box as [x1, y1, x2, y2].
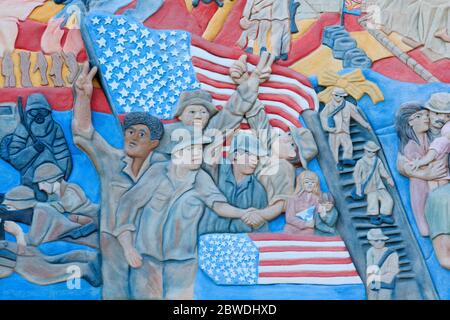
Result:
[33, 163, 64, 183]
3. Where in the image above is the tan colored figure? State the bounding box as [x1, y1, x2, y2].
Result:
[320, 87, 371, 170]
[72, 64, 166, 299]
[237, 0, 272, 55]
[271, 0, 291, 60]
[33, 52, 48, 86]
[1, 51, 16, 87]
[114, 130, 256, 299]
[19, 51, 32, 88]
[366, 228, 399, 300]
[353, 141, 395, 226]
[224, 52, 318, 225]
[2, 167, 99, 249]
[62, 51, 80, 85]
[0, 239, 101, 287]
[409, 121, 450, 191]
[50, 52, 64, 87]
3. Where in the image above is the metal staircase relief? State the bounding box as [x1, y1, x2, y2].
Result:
[302, 109, 438, 300]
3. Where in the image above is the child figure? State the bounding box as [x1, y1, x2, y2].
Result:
[353, 141, 395, 226]
[284, 170, 338, 235]
[410, 121, 450, 191]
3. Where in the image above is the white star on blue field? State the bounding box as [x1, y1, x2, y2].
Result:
[86, 14, 201, 118]
[199, 234, 259, 285]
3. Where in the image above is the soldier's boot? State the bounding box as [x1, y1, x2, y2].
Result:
[342, 158, 356, 166]
[280, 53, 289, 61]
[380, 214, 394, 225]
[260, 47, 267, 55]
[245, 47, 254, 54]
[369, 215, 382, 226]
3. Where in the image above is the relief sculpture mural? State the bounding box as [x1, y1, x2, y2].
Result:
[0, 0, 449, 301]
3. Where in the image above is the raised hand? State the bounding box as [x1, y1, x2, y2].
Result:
[74, 62, 97, 101]
[253, 51, 274, 84]
[239, 17, 252, 30]
[230, 55, 250, 85]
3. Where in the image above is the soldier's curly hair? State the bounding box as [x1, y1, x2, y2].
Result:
[123, 112, 164, 141]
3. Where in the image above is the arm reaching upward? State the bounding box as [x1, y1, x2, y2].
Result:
[72, 62, 97, 136]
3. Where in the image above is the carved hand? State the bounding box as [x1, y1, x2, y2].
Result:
[230, 55, 250, 85]
[410, 159, 421, 171]
[426, 162, 448, 180]
[306, 218, 315, 228]
[124, 246, 143, 269]
[318, 205, 327, 219]
[239, 17, 252, 30]
[74, 63, 97, 101]
[355, 185, 362, 196]
[253, 51, 274, 84]
[4, 221, 26, 255]
[242, 209, 266, 228]
[33, 141, 47, 153]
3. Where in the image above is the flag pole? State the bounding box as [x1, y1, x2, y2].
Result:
[340, 0, 345, 26]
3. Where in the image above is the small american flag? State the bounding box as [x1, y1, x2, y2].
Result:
[82, 13, 319, 132]
[344, 0, 362, 15]
[199, 233, 363, 286]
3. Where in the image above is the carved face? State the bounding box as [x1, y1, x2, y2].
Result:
[232, 150, 259, 176]
[38, 181, 54, 195]
[429, 111, 450, 130]
[27, 108, 54, 138]
[369, 239, 386, 249]
[332, 93, 345, 104]
[408, 110, 429, 134]
[274, 132, 297, 161]
[178, 105, 210, 129]
[365, 150, 377, 158]
[173, 144, 203, 171]
[303, 178, 317, 193]
[124, 124, 159, 159]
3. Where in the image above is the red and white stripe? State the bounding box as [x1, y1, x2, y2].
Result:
[190, 35, 319, 132]
[249, 233, 363, 285]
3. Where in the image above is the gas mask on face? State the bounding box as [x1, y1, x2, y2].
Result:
[28, 109, 50, 125]
[26, 108, 54, 138]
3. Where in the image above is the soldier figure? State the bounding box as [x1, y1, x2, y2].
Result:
[113, 128, 256, 299]
[320, 87, 371, 171]
[271, 0, 292, 60]
[236, 0, 272, 55]
[8, 93, 72, 201]
[72, 64, 165, 299]
[1, 169, 98, 249]
[199, 131, 269, 234]
[353, 141, 395, 226]
[366, 228, 399, 300]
